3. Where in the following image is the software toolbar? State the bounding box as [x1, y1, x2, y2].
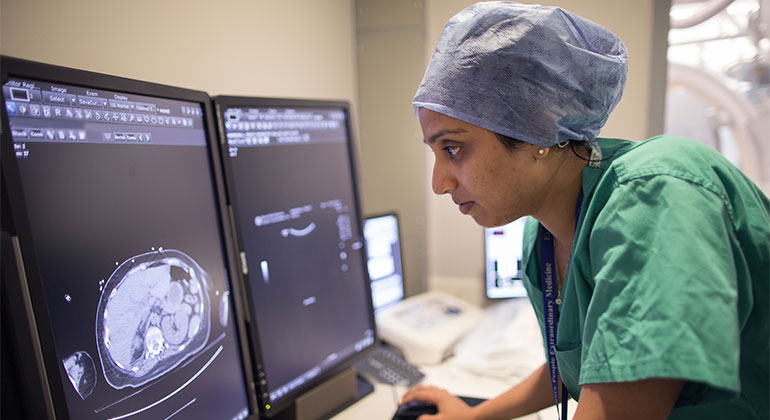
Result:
[223, 107, 346, 151]
[3, 78, 205, 156]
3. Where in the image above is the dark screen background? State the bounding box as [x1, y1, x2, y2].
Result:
[226, 130, 373, 400]
[14, 141, 250, 420]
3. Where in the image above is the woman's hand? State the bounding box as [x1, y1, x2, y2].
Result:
[400, 385, 477, 420]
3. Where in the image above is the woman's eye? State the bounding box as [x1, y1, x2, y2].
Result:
[444, 146, 459, 158]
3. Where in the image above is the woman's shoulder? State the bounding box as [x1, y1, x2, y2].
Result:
[589, 135, 768, 226]
[596, 135, 742, 186]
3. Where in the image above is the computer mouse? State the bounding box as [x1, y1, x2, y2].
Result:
[392, 400, 438, 420]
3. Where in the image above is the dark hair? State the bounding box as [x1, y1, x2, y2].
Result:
[494, 132, 596, 163]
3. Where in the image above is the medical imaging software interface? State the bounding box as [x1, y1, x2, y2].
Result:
[484, 217, 528, 299]
[363, 214, 404, 312]
[3, 78, 250, 420]
[223, 105, 374, 407]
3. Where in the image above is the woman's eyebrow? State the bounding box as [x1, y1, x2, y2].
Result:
[423, 128, 467, 145]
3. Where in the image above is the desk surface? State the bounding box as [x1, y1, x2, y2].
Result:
[332, 298, 577, 420]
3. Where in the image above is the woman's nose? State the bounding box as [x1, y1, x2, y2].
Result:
[432, 159, 457, 195]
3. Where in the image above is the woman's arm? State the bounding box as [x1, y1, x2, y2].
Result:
[471, 363, 562, 420]
[573, 378, 684, 420]
[400, 362, 560, 420]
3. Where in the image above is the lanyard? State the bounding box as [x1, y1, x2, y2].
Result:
[538, 189, 583, 420]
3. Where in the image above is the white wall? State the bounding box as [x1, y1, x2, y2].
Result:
[422, 0, 668, 305]
[0, 0, 358, 103]
[356, 0, 429, 297]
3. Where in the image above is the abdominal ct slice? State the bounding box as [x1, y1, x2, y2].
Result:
[95, 249, 211, 389]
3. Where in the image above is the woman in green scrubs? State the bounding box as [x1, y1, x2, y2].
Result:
[400, 2, 769, 420]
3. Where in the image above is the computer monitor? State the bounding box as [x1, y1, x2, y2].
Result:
[213, 96, 376, 417]
[363, 213, 405, 313]
[484, 217, 529, 299]
[0, 56, 257, 420]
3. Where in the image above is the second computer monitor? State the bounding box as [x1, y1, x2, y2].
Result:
[214, 96, 376, 416]
[363, 213, 405, 313]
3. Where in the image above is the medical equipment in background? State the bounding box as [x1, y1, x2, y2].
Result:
[666, 0, 769, 194]
[360, 212, 483, 365]
[375, 290, 482, 365]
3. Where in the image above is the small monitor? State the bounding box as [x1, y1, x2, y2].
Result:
[1, 56, 256, 420]
[484, 217, 529, 299]
[213, 96, 376, 416]
[363, 213, 405, 313]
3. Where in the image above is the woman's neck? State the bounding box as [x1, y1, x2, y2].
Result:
[533, 152, 586, 249]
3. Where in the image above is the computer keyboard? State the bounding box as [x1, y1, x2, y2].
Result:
[356, 345, 425, 387]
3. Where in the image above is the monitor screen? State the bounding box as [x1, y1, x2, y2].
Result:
[216, 97, 375, 415]
[484, 217, 529, 299]
[1, 58, 253, 420]
[363, 213, 405, 313]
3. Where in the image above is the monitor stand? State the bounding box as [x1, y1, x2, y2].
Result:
[273, 366, 374, 420]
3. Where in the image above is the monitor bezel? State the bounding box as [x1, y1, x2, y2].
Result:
[363, 211, 407, 311]
[212, 95, 379, 417]
[0, 55, 259, 420]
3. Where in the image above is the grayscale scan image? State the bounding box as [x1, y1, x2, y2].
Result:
[95, 249, 211, 389]
[62, 351, 97, 400]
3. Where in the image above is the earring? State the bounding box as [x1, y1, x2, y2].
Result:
[538, 149, 545, 155]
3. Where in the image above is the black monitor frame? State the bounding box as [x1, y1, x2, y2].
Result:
[0, 56, 259, 420]
[363, 211, 406, 312]
[212, 95, 378, 417]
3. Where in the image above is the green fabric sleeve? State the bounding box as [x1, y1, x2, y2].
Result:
[581, 173, 742, 401]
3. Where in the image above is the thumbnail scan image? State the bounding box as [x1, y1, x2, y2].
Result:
[62, 351, 97, 400]
[95, 249, 211, 390]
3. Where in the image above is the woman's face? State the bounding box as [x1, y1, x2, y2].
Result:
[419, 108, 553, 227]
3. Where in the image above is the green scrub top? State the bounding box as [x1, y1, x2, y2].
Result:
[521, 135, 769, 419]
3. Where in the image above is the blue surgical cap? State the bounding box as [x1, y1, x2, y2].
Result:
[413, 1, 628, 147]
